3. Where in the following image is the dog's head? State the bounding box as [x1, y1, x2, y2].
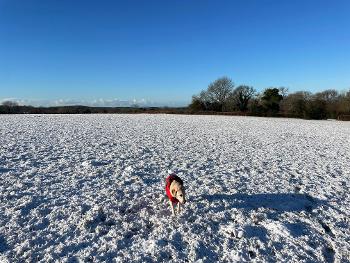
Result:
[171, 181, 186, 204]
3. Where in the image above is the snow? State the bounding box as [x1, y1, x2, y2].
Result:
[0, 114, 349, 262]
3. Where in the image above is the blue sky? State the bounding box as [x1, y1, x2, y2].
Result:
[0, 0, 349, 106]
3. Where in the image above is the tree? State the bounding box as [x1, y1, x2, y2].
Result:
[2, 101, 19, 107]
[231, 85, 255, 111]
[189, 76, 234, 112]
[248, 96, 265, 116]
[198, 90, 214, 110]
[206, 77, 234, 111]
[315, 89, 339, 103]
[189, 95, 206, 111]
[261, 88, 283, 114]
[337, 90, 350, 115]
[305, 97, 327, 119]
[0, 100, 20, 114]
[313, 89, 340, 118]
[280, 91, 311, 118]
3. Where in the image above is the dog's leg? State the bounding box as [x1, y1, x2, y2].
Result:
[177, 202, 181, 214]
[169, 200, 175, 216]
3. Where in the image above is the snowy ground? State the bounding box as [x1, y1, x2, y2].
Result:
[0, 114, 349, 262]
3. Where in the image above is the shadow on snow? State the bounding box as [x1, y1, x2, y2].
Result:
[200, 192, 325, 213]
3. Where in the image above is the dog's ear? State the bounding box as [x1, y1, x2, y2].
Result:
[171, 189, 176, 196]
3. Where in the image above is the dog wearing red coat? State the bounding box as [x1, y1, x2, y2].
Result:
[165, 173, 186, 216]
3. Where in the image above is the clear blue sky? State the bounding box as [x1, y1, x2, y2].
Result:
[0, 0, 349, 106]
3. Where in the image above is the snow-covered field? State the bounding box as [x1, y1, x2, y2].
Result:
[0, 114, 349, 262]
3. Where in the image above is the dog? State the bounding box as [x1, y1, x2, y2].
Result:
[165, 173, 186, 216]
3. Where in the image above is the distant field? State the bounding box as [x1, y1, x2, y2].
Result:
[0, 114, 349, 262]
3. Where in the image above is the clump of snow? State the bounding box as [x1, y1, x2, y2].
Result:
[0, 114, 349, 262]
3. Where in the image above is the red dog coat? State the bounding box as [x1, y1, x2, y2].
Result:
[165, 174, 183, 203]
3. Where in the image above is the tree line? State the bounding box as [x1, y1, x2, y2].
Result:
[2, 77, 350, 120]
[189, 76, 350, 120]
[0, 101, 188, 114]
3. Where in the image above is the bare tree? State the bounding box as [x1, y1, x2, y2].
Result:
[315, 89, 339, 102]
[231, 85, 255, 111]
[280, 91, 311, 117]
[198, 90, 213, 110]
[190, 76, 235, 111]
[206, 77, 234, 111]
[337, 89, 350, 114]
[189, 95, 206, 111]
[314, 89, 340, 118]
